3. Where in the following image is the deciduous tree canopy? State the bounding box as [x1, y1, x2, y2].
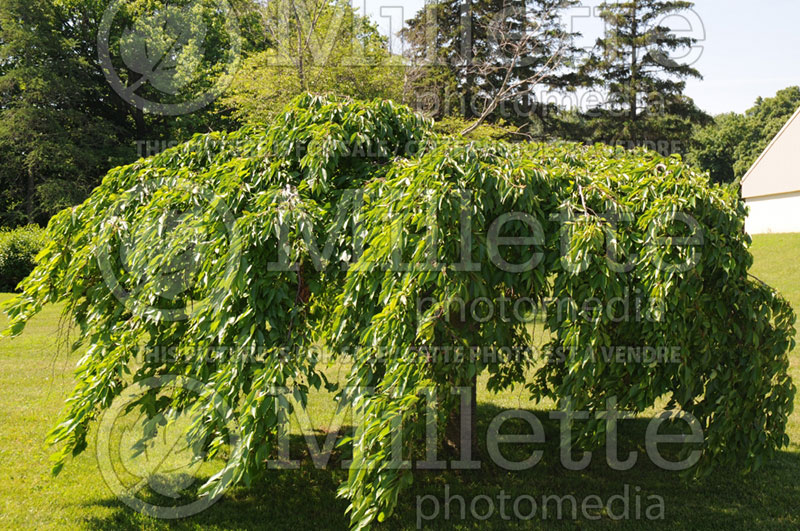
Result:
[3, 95, 795, 530]
[689, 86, 800, 183]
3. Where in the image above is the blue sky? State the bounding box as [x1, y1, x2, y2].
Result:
[356, 0, 800, 115]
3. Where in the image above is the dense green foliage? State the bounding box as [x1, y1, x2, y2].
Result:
[686, 113, 748, 184]
[0, 0, 265, 227]
[0, 0, 128, 226]
[3, 228, 800, 529]
[2, 95, 796, 529]
[4, 0, 774, 229]
[0, 225, 48, 292]
[688, 86, 800, 183]
[220, 0, 403, 124]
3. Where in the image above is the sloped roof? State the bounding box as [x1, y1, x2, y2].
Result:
[741, 105, 800, 199]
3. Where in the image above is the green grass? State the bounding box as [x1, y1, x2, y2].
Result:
[1, 233, 799, 530]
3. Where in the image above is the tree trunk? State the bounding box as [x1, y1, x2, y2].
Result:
[26, 166, 34, 223]
[629, 1, 639, 131]
[445, 373, 479, 464]
[133, 106, 147, 140]
[461, 0, 474, 119]
[291, 0, 307, 90]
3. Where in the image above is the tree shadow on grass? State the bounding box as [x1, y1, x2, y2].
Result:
[82, 404, 800, 530]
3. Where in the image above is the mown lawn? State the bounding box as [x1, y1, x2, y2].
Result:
[1, 233, 799, 530]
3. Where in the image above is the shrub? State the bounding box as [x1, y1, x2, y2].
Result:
[0, 225, 48, 292]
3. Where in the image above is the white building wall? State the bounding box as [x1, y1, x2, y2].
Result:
[745, 191, 800, 234]
[741, 106, 800, 199]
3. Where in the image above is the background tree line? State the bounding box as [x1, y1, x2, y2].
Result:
[0, 0, 794, 229]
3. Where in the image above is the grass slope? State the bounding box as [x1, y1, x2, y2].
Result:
[0, 233, 798, 530]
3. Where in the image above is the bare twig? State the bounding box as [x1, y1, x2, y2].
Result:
[458, 6, 569, 136]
